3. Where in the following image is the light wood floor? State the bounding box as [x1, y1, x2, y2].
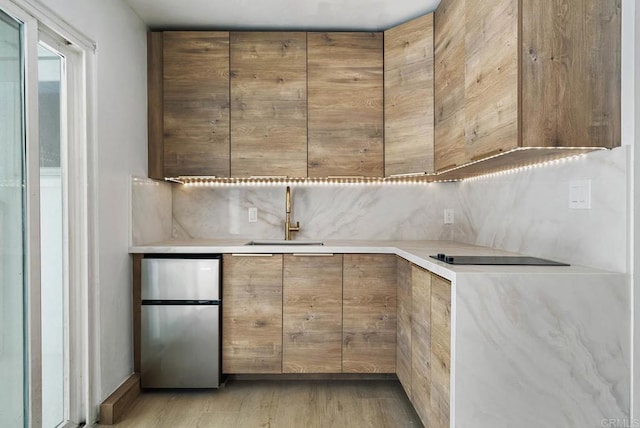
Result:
[99, 379, 422, 428]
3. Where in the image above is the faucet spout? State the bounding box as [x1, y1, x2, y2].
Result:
[285, 186, 300, 240]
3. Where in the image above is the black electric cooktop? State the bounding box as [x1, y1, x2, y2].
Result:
[430, 254, 570, 266]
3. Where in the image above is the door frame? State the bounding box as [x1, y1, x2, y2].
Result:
[0, 0, 97, 426]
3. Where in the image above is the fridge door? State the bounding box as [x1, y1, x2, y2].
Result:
[141, 304, 220, 388]
[142, 258, 220, 301]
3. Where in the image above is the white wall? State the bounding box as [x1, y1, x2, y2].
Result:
[630, 0, 640, 421]
[34, 0, 148, 417]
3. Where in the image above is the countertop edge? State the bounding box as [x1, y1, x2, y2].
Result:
[129, 240, 622, 280]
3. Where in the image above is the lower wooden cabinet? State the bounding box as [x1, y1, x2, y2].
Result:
[283, 254, 343, 373]
[396, 258, 451, 428]
[343, 254, 397, 373]
[222, 254, 283, 373]
[430, 273, 451, 428]
[411, 265, 432, 426]
[396, 257, 413, 397]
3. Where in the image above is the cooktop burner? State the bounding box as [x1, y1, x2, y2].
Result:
[430, 254, 570, 266]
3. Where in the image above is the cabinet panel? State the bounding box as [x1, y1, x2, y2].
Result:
[307, 32, 383, 177]
[430, 274, 451, 428]
[384, 14, 435, 176]
[411, 265, 432, 426]
[163, 32, 230, 177]
[283, 254, 343, 373]
[434, 0, 467, 172]
[521, 0, 621, 148]
[222, 254, 283, 373]
[342, 254, 396, 373]
[396, 257, 412, 398]
[230, 32, 308, 177]
[464, 0, 519, 161]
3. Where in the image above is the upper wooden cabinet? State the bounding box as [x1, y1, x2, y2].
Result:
[434, 0, 467, 173]
[230, 32, 308, 177]
[307, 32, 384, 177]
[148, 32, 231, 179]
[434, 0, 621, 173]
[384, 14, 435, 176]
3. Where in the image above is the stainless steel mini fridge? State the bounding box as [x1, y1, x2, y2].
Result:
[141, 255, 221, 388]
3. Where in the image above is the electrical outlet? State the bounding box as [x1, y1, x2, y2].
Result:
[248, 207, 258, 223]
[569, 180, 591, 209]
[444, 209, 454, 224]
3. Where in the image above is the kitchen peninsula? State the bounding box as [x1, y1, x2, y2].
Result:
[129, 239, 629, 427]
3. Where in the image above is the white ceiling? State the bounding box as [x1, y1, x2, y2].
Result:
[123, 0, 441, 31]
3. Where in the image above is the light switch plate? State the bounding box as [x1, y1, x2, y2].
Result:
[569, 180, 591, 209]
[248, 207, 258, 223]
[444, 209, 455, 224]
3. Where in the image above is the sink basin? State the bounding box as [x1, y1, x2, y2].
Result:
[245, 240, 324, 246]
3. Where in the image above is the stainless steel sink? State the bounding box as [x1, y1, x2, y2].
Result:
[245, 240, 324, 246]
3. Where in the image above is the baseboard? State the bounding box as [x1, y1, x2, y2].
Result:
[230, 373, 398, 381]
[99, 373, 141, 425]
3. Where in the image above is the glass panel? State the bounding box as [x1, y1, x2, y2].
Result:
[38, 43, 65, 428]
[0, 9, 26, 428]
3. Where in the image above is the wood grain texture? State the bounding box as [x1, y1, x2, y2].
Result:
[430, 274, 451, 428]
[464, 0, 519, 160]
[163, 32, 230, 177]
[342, 254, 397, 373]
[283, 254, 343, 373]
[434, 0, 468, 172]
[307, 32, 384, 177]
[411, 265, 432, 427]
[521, 0, 621, 148]
[230, 32, 308, 177]
[222, 254, 283, 374]
[384, 14, 435, 176]
[147, 33, 164, 180]
[395, 257, 412, 398]
[132, 254, 142, 374]
[434, 146, 598, 181]
[99, 374, 141, 425]
[96, 380, 422, 428]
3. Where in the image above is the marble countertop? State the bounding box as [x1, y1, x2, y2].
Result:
[129, 239, 615, 282]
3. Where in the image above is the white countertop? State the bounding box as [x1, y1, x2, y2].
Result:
[130, 239, 616, 282]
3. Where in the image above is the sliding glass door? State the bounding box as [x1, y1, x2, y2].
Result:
[0, 2, 91, 425]
[0, 9, 27, 427]
[39, 41, 66, 428]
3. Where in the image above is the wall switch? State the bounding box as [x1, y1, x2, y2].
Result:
[248, 207, 258, 223]
[444, 209, 455, 224]
[569, 180, 591, 209]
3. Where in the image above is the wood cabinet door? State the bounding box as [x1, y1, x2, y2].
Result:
[283, 254, 343, 373]
[222, 254, 283, 373]
[342, 254, 397, 373]
[396, 257, 412, 398]
[463, 0, 518, 161]
[162, 32, 230, 177]
[230, 32, 308, 177]
[384, 14, 435, 176]
[307, 32, 384, 177]
[411, 265, 432, 427]
[434, 0, 467, 172]
[520, 0, 621, 149]
[430, 273, 451, 428]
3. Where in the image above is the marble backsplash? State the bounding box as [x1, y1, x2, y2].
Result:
[171, 183, 461, 241]
[130, 176, 172, 245]
[131, 146, 629, 272]
[455, 146, 629, 272]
